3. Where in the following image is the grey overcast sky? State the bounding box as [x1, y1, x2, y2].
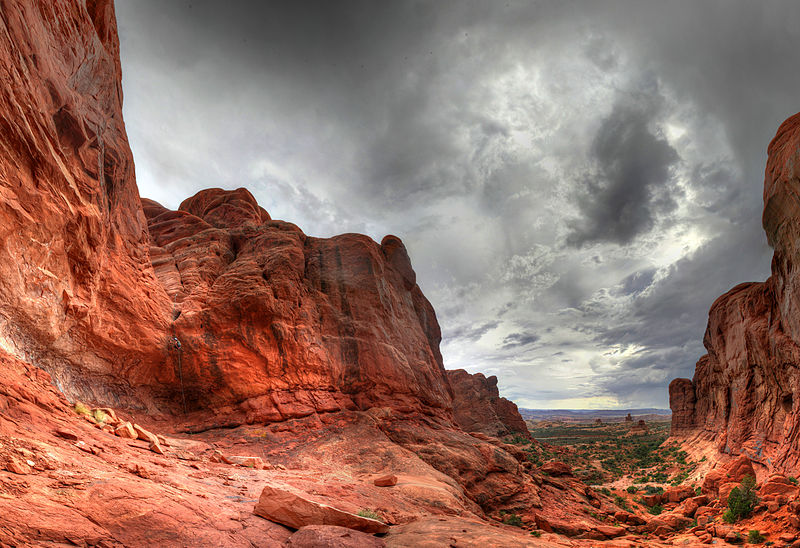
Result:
[116, 1, 799, 409]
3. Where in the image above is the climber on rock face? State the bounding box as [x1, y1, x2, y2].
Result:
[172, 336, 181, 351]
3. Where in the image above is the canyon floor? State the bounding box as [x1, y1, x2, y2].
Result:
[4, 347, 799, 548]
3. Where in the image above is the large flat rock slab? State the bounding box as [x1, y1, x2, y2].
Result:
[254, 483, 389, 534]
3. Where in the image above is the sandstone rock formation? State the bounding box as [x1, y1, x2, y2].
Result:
[446, 369, 531, 438]
[670, 112, 800, 474]
[142, 191, 452, 426]
[0, 0, 172, 407]
[253, 483, 389, 534]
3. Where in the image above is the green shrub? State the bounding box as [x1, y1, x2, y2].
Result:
[357, 509, 383, 522]
[722, 509, 736, 524]
[727, 475, 758, 522]
[748, 530, 765, 544]
[626, 485, 638, 493]
[599, 487, 611, 496]
[503, 513, 523, 527]
[789, 476, 798, 485]
[647, 504, 663, 515]
[507, 434, 529, 445]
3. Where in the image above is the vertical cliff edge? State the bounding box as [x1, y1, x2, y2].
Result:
[670, 112, 800, 474]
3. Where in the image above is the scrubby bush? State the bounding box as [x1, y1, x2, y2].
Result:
[357, 509, 383, 522]
[726, 475, 758, 522]
[626, 485, 638, 494]
[647, 504, 663, 515]
[73, 402, 90, 415]
[747, 529, 765, 544]
[502, 513, 523, 527]
[91, 409, 108, 424]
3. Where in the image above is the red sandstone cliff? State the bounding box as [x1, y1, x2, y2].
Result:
[670, 112, 800, 474]
[0, 0, 172, 407]
[141, 191, 452, 426]
[0, 0, 454, 425]
[447, 369, 531, 438]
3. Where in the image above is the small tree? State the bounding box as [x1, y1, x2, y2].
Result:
[726, 475, 758, 522]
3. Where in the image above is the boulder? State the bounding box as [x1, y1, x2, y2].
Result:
[373, 474, 398, 487]
[665, 485, 695, 503]
[759, 476, 800, 498]
[541, 461, 573, 477]
[253, 483, 389, 534]
[114, 422, 137, 439]
[5, 457, 31, 475]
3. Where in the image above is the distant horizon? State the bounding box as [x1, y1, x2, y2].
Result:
[519, 407, 670, 413]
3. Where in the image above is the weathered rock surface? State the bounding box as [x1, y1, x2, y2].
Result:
[446, 369, 530, 438]
[284, 525, 385, 548]
[254, 483, 389, 534]
[0, 0, 172, 408]
[143, 192, 453, 426]
[670, 112, 800, 475]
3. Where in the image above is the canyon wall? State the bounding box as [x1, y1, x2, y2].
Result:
[0, 0, 172, 406]
[670, 112, 800, 473]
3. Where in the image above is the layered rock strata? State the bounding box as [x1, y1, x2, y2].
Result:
[670, 112, 800, 473]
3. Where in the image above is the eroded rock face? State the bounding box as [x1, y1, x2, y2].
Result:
[0, 0, 172, 407]
[671, 112, 800, 474]
[446, 369, 531, 438]
[143, 191, 452, 425]
[669, 378, 696, 433]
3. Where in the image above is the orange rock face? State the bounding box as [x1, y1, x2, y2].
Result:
[142, 191, 452, 425]
[671, 112, 800, 474]
[0, 0, 458, 428]
[0, 0, 172, 406]
[446, 369, 531, 438]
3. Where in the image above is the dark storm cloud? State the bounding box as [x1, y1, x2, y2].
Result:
[567, 99, 680, 246]
[116, 0, 800, 408]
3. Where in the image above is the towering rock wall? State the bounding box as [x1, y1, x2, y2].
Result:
[0, 0, 172, 406]
[670, 112, 800, 473]
[0, 0, 456, 424]
[142, 191, 453, 425]
[447, 369, 531, 438]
